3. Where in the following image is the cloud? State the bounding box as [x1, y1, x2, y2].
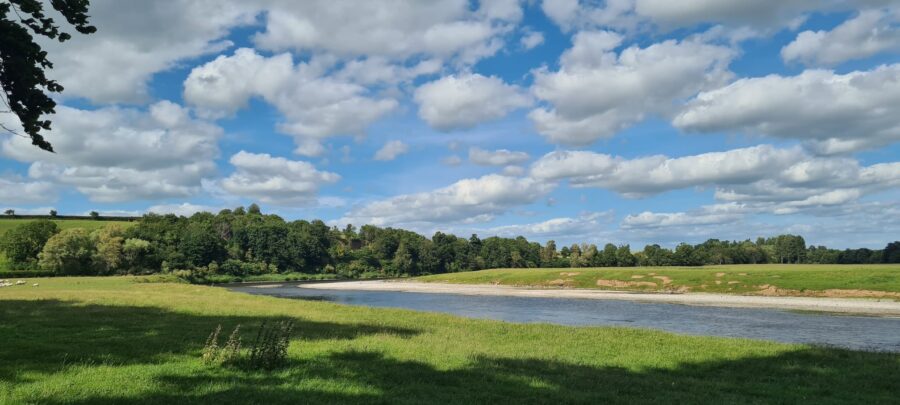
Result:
[674, 64, 900, 153]
[1, 101, 221, 202]
[530, 33, 734, 145]
[442, 155, 463, 166]
[414, 73, 532, 131]
[0, 177, 57, 205]
[374, 140, 410, 161]
[252, 0, 518, 65]
[530, 144, 900, 215]
[220, 151, 340, 205]
[632, 0, 821, 29]
[782, 8, 900, 66]
[339, 174, 554, 226]
[487, 210, 614, 238]
[531, 145, 800, 197]
[623, 203, 745, 228]
[146, 203, 221, 217]
[540, 0, 640, 32]
[520, 30, 545, 49]
[184, 48, 398, 156]
[40, 0, 257, 104]
[469, 147, 530, 166]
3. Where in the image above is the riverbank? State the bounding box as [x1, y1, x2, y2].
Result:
[293, 280, 900, 316]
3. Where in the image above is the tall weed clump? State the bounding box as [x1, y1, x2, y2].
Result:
[248, 320, 294, 370]
[201, 321, 294, 370]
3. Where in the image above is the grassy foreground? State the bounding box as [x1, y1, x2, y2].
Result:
[0, 277, 898, 404]
[416, 264, 900, 298]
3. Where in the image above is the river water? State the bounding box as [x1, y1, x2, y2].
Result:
[229, 284, 900, 352]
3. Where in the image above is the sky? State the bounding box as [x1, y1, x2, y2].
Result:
[1, 0, 899, 249]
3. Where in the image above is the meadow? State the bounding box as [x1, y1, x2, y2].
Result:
[416, 264, 900, 298]
[0, 276, 898, 404]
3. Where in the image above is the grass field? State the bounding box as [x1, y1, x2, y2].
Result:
[0, 218, 134, 235]
[416, 264, 900, 298]
[0, 277, 897, 404]
[0, 219, 133, 271]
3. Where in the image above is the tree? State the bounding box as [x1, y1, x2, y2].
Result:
[39, 228, 96, 274]
[884, 241, 900, 264]
[4, 209, 14, 216]
[49, 209, 57, 217]
[0, 219, 58, 265]
[89, 210, 100, 219]
[1, 0, 96, 151]
[599, 243, 617, 267]
[122, 238, 152, 270]
[392, 241, 414, 275]
[92, 224, 126, 274]
[616, 245, 636, 267]
[247, 203, 261, 215]
[540, 240, 557, 266]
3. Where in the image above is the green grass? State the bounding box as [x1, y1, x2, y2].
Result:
[416, 264, 900, 297]
[0, 218, 133, 271]
[0, 277, 898, 404]
[0, 218, 133, 235]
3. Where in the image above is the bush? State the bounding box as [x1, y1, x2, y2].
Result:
[38, 229, 96, 275]
[0, 219, 59, 267]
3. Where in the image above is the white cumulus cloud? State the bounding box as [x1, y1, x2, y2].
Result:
[374, 140, 410, 161]
[782, 8, 900, 66]
[220, 151, 340, 205]
[674, 64, 900, 153]
[415, 73, 532, 131]
[530, 32, 735, 145]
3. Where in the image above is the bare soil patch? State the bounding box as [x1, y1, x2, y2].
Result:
[547, 279, 574, 287]
[652, 276, 672, 285]
[754, 284, 900, 299]
[596, 279, 657, 288]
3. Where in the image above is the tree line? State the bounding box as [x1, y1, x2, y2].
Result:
[1, 205, 898, 278]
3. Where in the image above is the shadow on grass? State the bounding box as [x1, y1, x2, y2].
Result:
[36, 348, 900, 404]
[2, 300, 899, 404]
[0, 299, 419, 384]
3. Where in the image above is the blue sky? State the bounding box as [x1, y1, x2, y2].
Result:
[2, 0, 899, 248]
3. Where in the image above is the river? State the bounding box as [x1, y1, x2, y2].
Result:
[229, 283, 900, 352]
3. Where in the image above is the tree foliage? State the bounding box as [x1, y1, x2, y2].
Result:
[4, 206, 897, 276]
[1, 0, 96, 151]
[39, 228, 94, 274]
[0, 218, 58, 266]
